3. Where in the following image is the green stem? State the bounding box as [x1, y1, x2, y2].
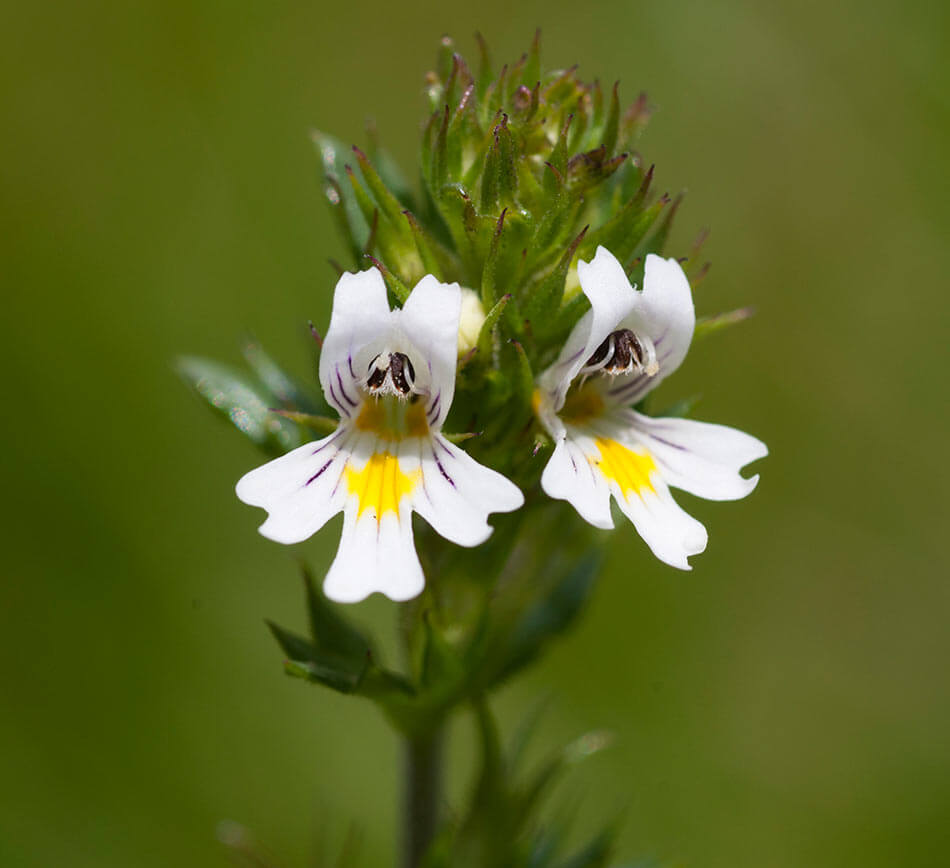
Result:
[402, 726, 445, 868]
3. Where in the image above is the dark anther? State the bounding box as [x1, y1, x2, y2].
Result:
[389, 352, 415, 395]
[365, 352, 417, 396]
[584, 337, 611, 369]
[605, 329, 644, 373]
[581, 329, 654, 376]
[366, 355, 388, 391]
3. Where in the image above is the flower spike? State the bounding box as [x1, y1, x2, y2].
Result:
[237, 268, 524, 603]
[534, 246, 767, 569]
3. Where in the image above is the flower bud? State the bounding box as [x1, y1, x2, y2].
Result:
[457, 287, 486, 355]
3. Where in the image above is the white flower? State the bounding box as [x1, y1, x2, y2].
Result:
[535, 246, 767, 570]
[236, 269, 524, 603]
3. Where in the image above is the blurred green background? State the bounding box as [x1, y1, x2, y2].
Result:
[2, 0, 948, 865]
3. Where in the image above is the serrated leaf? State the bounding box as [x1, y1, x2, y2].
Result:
[365, 255, 410, 304]
[544, 115, 573, 196]
[523, 226, 588, 321]
[579, 184, 663, 264]
[480, 208, 507, 307]
[240, 338, 320, 414]
[312, 131, 371, 265]
[476, 293, 511, 361]
[353, 145, 409, 226]
[694, 307, 754, 340]
[177, 356, 302, 454]
[365, 129, 416, 211]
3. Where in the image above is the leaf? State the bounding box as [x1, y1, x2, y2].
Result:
[177, 356, 301, 454]
[240, 338, 320, 414]
[476, 293, 511, 361]
[302, 565, 374, 660]
[312, 131, 371, 266]
[653, 395, 701, 419]
[266, 620, 316, 663]
[694, 306, 754, 340]
[270, 622, 366, 694]
[554, 827, 617, 868]
[645, 191, 683, 257]
[283, 656, 366, 694]
[365, 126, 416, 211]
[523, 226, 588, 321]
[353, 145, 410, 226]
[489, 549, 603, 686]
[480, 209, 507, 307]
[269, 409, 339, 434]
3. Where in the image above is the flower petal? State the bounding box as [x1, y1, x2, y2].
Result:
[319, 268, 392, 418]
[235, 429, 351, 544]
[611, 478, 708, 570]
[323, 507, 424, 603]
[622, 410, 767, 500]
[539, 246, 638, 411]
[398, 275, 462, 428]
[543, 428, 706, 568]
[412, 434, 524, 546]
[540, 430, 614, 529]
[603, 254, 696, 407]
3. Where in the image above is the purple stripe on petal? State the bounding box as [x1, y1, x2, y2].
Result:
[306, 458, 334, 485]
[312, 429, 342, 454]
[347, 354, 356, 379]
[328, 383, 350, 417]
[434, 454, 455, 487]
[427, 392, 441, 422]
[335, 367, 357, 407]
[430, 437, 456, 487]
[646, 433, 687, 451]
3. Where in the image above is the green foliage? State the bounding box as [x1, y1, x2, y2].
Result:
[177, 355, 304, 456]
[693, 306, 754, 340]
[420, 699, 619, 868]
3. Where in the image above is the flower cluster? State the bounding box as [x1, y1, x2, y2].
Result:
[237, 243, 765, 601]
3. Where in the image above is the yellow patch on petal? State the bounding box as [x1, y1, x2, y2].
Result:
[561, 384, 605, 425]
[345, 452, 421, 518]
[591, 437, 656, 498]
[356, 398, 429, 441]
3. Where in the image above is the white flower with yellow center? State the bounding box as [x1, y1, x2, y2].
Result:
[535, 246, 767, 570]
[236, 268, 524, 603]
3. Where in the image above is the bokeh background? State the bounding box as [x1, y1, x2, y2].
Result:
[2, 0, 948, 865]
